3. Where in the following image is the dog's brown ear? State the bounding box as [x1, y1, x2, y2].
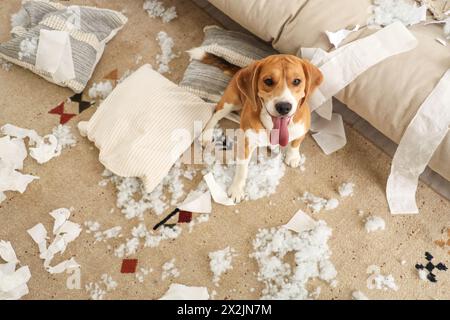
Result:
[236, 61, 262, 112]
[301, 59, 323, 101]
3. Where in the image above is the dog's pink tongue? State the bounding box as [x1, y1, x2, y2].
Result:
[270, 117, 290, 147]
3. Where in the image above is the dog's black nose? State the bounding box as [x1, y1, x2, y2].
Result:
[275, 102, 292, 116]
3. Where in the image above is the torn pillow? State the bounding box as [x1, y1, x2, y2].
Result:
[78, 65, 214, 194]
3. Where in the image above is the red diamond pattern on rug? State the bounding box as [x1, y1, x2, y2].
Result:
[120, 259, 138, 274]
[48, 101, 76, 124]
[178, 211, 193, 223]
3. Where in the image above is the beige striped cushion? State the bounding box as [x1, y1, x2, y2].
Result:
[180, 25, 276, 102]
[78, 65, 214, 193]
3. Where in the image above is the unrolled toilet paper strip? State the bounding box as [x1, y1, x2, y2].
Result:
[302, 22, 418, 113]
[300, 22, 417, 155]
[310, 112, 347, 155]
[35, 29, 75, 83]
[387, 69, 450, 214]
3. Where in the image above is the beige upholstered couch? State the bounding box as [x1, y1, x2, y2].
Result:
[208, 0, 450, 182]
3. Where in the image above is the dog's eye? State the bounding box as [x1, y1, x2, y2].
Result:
[293, 79, 301, 86]
[264, 78, 274, 86]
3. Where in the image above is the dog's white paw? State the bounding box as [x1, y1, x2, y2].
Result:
[227, 183, 246, 203]
[200, 128, 214, 147]
[284, 151, 301, 168]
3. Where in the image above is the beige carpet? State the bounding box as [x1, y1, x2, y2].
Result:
[0, 0, 449, 300]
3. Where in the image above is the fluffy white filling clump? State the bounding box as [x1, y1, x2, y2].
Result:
[251, 221, 336, 300]
[301, 192, 339, 213]
[143, 0, 177, 23]
[352, 290, 369, 300]
[209, 246, 236, 286]
[207, 149, 286, 201]
[106, 161, 196, 220]
[418, 269, 428, 281]
[156, 31, 178, 74]
[371, 274, 398, 291]
[85, 274, 117, 300]
[369, 0, 426, 27]
[18, 37, 38, 60]
[364, 216, 386, 233]
[52, 125, 76, 150]
[93, 226, 122, 243]
[338, 182, 354, 197]
[135, 267, 153, 283]
[84, 221, 101, 233]
[88, 81, 113, 100]
[161, 258, 180, 280]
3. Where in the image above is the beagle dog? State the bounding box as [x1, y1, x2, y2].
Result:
[201, 54, 323, 203]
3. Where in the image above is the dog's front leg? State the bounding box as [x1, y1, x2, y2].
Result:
[285, 136, 305, 168]
[201, 102, 239, 147]
[228, 135, 255, 203]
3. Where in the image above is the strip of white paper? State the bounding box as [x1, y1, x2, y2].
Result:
[159, 283, 209, 300]
[283, 210, 317, 233]
[307, 22, 418, 112]
[325, 25, 360, 49]
[203, 173, 235, 206]
[301, 22, 417, 155]
[35, 29, 75, 83]
[310, 113, 347, 155]
[178, 190, 212, 213]
[387, 69, 450, 214]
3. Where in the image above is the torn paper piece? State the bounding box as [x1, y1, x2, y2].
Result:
[283, 210, 317, 233]
[178, 190, 212, 214]
[0, 165, 39, 194]
[0, 124, 42, 145]
[352, 290, 369, 300]
[0, 241, 18, 264]
[159, 283, 209, 300]
[325, 25, 360, 49]
[29, 134, 60, 164]
[0, 192, 5, 203]
[27, 223, 48, 255]
[387, 69, 450, 214]
[311, 113, 346, 155]
[27, 208, 81, 273]
[49, 208, 71, 234]
[46, 257, 79, 274]
[0, 136, 27, 170]
[0, 265, 31, 300]
[203, 172, 235, 206]
[0, 241, 31, 300]
[35, 30, 75, 83]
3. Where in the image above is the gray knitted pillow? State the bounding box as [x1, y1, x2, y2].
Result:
[180, 25, 277, 102]
[0, 1, 127, 93]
